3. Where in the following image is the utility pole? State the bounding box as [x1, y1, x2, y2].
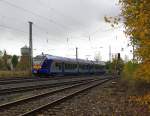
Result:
[109, 45, 111, 62]
[76, 47, 78, 61]
[76, 47, 79, 74]
[29, 21, 33, 75]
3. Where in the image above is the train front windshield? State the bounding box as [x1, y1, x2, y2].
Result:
[33, 56, 45, 65]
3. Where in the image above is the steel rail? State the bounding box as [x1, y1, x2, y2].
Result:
[0, 75, 103, 82]
[0, 78, 96, 95]
[0, 79, 99, 110]
[0, 76, 95, 85]
[20, 78, 111, 116]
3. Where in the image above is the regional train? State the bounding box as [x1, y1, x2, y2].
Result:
[32, 54, 106, 76]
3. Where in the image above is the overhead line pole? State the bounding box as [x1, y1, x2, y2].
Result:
[76, 47, 79, 74]
[109, 45, 111, 62]
[29, 21, 33, 75]
[76, 47, 78, 61]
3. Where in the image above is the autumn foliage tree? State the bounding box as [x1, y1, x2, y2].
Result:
[105, 0, 150, 82]
[119, 0, 150, 82]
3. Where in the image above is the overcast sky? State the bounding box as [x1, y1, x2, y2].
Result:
[0, 0, 132, 61]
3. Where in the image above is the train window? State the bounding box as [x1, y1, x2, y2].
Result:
[79, 64, 85, 70]
[86, 65, 88, 69]
[55, 63, 62, 70]
[58, 64, 62, 70]
[73, 64, 76, 69]
[64, 63, 77, 70]
[65, 63, 69, 69]
[65, 64, 67, 69]
[67, 64, 69, 69]
[70, 64, 72, 69]
[33, 56, 45, 65]
[75, 64, 77, 68]
[55, 63, 57, 67]
[94, 65, 103, 70]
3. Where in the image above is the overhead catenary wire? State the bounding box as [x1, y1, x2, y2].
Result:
[33, 24, 67, 37]
[33, 23, 94, 45]
[0, 24, 28, 34]
[0, 0, 71, 30]
[2, 0, 106, 37]
[37, 0, 87, 28]
[0, 15, 67, 40]
[36, 0, 123, 43]
[0, 0, 87, 38]
[0, 22, 61, 44]
[0, 1, 128, 60]
[0, 15, 117, 42]
[33, 24, 68, 43]
[0, 22, 124, 52]
[0, 0, 124, 43]
[0, 15, 67, 43]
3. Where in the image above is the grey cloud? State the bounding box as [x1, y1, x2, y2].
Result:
[0, 0, 121, 58]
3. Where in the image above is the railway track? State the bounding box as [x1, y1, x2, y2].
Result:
[0, 78, 96, 95]
[0, 76, 97, 85]
[0, 77, 112, 116]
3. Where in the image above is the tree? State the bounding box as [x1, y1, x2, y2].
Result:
[2, 50, 11, 70]
[0, 50, 3, 70]
[3, 50, 8, 67]
[11, 55, 18, 70]
[105, 0, 150, 82]
[119, 0, 150, 82]
[105, 57, 124, 75]
[105, 61, 113, 74]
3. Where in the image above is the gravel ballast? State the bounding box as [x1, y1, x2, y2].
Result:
[38, 78, 150, 116]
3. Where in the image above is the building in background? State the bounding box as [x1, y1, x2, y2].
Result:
[17, 46, 30, 70]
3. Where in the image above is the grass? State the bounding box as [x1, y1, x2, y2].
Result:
[0, 70, 31, 78]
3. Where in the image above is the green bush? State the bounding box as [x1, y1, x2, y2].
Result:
[0, 71, 30, 78]
[122, 61, 138, 81]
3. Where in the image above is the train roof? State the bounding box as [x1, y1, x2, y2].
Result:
[46, 55, 92, 64]
[35, 54, 105, 65]
[46, 55, 76, 62]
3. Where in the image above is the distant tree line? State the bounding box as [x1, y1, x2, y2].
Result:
[0, 50, 29, 71]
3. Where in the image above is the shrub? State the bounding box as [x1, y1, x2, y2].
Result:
[122, 61, 138, 81]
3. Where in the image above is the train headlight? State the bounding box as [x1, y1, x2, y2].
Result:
[33, 64, 41, 69]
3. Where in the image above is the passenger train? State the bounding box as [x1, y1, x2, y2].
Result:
[32, 54, 106, 76]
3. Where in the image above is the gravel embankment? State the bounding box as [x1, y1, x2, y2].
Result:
[0, 80, 103, 116]
[38, 79, 150, 116]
